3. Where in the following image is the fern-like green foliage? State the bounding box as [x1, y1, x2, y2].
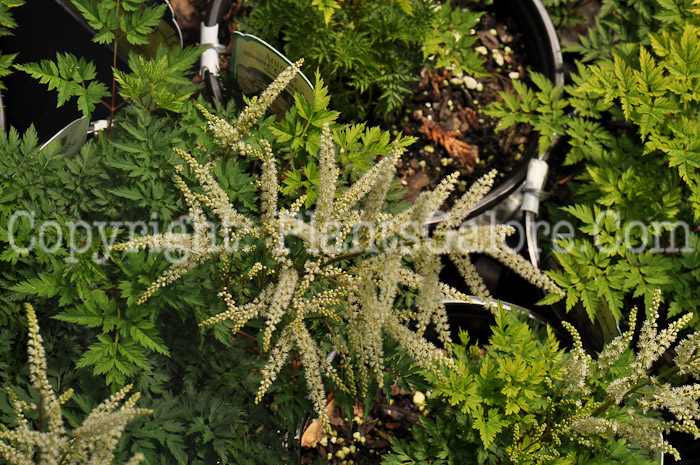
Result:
[114, 44, 203, 113]
[0, 108, 199, 387]
[0, 0, 22, 37]
[57, 290, 169, 387]
[15, 54, 110, 117]
[485, 71, 568, 152]
[243, 0, 484, 120]
[14, 0, 199, 119]
[485, 0, 700, 329]
[563, 0, 697, 62]
[581, 27, 700, 194]
[384, 298, 700, 464]
[0, 0, 23, 90]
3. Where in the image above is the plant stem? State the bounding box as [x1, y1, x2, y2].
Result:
[237, 329, 260, 345]
[108, 43, 117, 138]
[590, 353, 700, 417]
[115, 302, 121, 344]
[38, 391, 44, 432]
[107, 0, 121, 138]
[212, 253, 223, 291]
[285, 115, 314, 172]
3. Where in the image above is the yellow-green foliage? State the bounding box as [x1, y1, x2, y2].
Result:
[385, 292, 700, 464]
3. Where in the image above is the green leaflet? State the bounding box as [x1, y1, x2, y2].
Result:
[114, 44, 203, 113]
[15, 53, 110, 117]
[70, 0, 166, 45]
[488, 0, 700, 330]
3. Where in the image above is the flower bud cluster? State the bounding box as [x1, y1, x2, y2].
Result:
[556, 291, 700, 460]
[0, 305, 149, 465]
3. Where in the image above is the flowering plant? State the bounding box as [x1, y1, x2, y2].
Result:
[0, 304, 149, 465]
[110, 61, 561, 428]
[384, 290, 700, 464]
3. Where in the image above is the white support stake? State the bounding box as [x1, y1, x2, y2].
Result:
[200, 23, 220, 76]
[521, 159, 549, 214]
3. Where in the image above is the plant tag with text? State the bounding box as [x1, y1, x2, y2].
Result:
[40, 116, 89, 159]
[230, 32, 314, 116]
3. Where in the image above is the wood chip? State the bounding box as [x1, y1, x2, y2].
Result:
[403, 172, 430, 202]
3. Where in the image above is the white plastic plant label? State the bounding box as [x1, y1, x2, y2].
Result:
[230, 31, 314, 116]
[40, 116, 89, 159]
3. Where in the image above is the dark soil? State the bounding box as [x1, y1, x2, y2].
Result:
[390, 6, 536, 206]
[298, 388, 426, 465]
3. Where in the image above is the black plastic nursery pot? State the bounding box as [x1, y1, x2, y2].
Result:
[459, 0, 564, 219]
[0, 0, 182, 143]
[0, 0, 120, 141]
[514, 118, 622, 353]
[434, 203, 614, 356]
[425, 0, 565, 329]
[440, 298, 565, 344]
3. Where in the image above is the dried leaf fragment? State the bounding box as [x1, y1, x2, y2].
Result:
[420, 117, 478, 170]
[301, 398, 336, 447]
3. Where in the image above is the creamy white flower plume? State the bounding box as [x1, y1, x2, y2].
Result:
[112, 62, 563, 428]
[0, 305, 149, 465]
[314, 122, 338, 228]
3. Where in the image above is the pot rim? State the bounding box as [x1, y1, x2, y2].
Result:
[460, 0, 565, 220]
